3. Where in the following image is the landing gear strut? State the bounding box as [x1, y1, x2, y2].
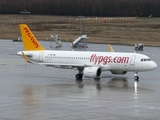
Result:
[134, 72, 139, 82]
[75, 67, 84, 79]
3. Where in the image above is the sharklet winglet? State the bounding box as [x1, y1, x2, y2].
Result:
[108, 44, 114, 52]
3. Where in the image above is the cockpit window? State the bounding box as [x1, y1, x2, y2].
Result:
[141, 58, 151, 61]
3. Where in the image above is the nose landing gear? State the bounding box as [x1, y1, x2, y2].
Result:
[134, 72, 139, 82]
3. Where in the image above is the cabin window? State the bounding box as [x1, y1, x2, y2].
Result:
[141, 58, 151, 62]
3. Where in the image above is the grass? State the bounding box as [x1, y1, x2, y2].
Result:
[0, 14, 160, 46]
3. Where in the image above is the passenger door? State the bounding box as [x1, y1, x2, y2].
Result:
[130, 55, 136, 65]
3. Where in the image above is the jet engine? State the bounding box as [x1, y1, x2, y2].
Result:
[111, 71, 127, 75]
[83, 67, 101, 78]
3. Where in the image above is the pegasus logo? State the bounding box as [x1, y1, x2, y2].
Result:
[24, 27, 39, 48]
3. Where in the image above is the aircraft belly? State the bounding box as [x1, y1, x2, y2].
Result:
[111, 64, 128, 71]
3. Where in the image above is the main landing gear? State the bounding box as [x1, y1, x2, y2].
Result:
[134, 72, 139, 82]
[75, 74, 83, 79]
[75, 68, 84, 79]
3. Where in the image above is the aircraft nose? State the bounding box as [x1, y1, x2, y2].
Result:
[151, 61, 157, 70]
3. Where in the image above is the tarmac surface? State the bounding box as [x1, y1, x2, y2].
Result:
[0, 39, 160, 120]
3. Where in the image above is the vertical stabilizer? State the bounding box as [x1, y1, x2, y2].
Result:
[20, 24, 45, 51]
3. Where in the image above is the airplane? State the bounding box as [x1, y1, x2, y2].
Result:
[17, 24, 157, 82]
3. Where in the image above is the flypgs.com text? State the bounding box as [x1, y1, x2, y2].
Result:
[90, 54, 129, 65]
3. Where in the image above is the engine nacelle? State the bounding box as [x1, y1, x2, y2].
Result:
[83, 67, 101, 78]
[111, 71, 127, 75]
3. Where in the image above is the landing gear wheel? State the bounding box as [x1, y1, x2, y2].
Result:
[75, 74, 83, 79]
[134, 76, 139, 82]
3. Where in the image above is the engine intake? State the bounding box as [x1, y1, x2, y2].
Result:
[83, 67, 101, 78]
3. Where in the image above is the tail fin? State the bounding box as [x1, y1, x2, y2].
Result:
[108, 44, 114, 52]
[20, 24, 45, 51]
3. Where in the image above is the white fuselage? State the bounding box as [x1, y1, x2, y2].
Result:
[17, 50, 157, 72]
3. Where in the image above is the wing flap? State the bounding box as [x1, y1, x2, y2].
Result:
[40, 63, 84, 67]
